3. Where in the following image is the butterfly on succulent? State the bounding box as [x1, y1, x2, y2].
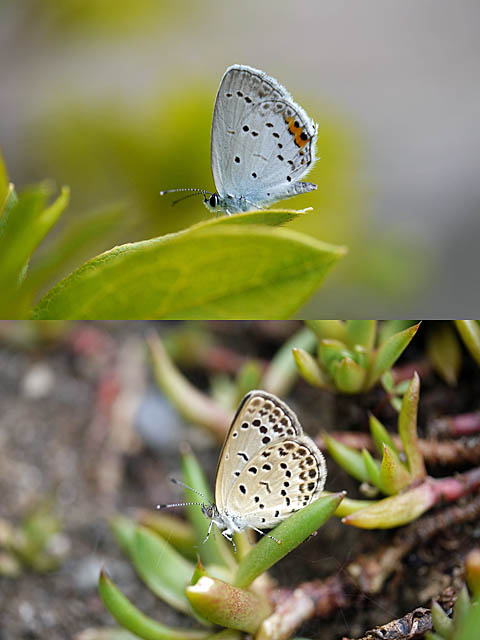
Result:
[158, 390, 327, 551]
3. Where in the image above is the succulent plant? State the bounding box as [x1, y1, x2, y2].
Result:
[293, 320, 420, 394]
[427, 549, 480, 640]
[98, 448, 343, 639]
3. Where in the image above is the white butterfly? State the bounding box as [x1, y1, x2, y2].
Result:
[159, 390, 327, 550]
[160, 64, 318, 215]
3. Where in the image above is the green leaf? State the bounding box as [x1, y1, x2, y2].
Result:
[366, 322, 420, 389]
[426, 322, 462, 386]
[98, 568, 209, 640]
[330, 357, 366, 393]
[179, 448, 235, 570]
[110, 515, 137, 557]
[455, 320, 480, 367]
[31, 217, 346, 319]
[361, 449, 382, 490]
[131, 526, 196, 614]
[138, 510, 196, 560]
[369, 413, 398, 457]
[342, 483, 437, 529]
[292, 347, 332, 389]
[430, 600, 453, 637]
[345, 320, 376, 350]
[465, 548, 480, 596]
[186, 576, 272, 633]
[148, 332, 232, 442]
[305, 320, 346, 342]
[398, 373, 425, 480]
[234, 492, 344, 589]
[26, 204, 126, 297]
[318, 339, 351, 369]
[457, 592, 480, 640]
[323, 433, 369, 483]
[0, 186, 69, 316]
[379, 444, 411, 494]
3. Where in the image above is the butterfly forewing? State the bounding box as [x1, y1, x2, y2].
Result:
[215, 390, 326, 531]
[211, 65, 317, 204]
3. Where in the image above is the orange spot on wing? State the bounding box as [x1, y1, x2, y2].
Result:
[285, 116, 309, 148]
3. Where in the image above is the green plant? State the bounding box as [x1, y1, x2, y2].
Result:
[292, 320, 419, 394]
[0, 150, 345, 319]
[97, 448, 343, 639]
[0, 497, 68, 576]
[427, 548, 480, 640]
[323, 373, 480, 528]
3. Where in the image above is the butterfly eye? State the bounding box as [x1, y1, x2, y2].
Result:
[208, 194, 219, 207]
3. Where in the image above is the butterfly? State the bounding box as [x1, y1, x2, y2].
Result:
[160, 64, 318, 215]
[158, 390, 327, 550]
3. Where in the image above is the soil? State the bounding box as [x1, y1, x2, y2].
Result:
[0, 320, 479, 640]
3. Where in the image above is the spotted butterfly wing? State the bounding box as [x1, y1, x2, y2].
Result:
[210, 64, 318, 211]
[214, 390, 327, 530]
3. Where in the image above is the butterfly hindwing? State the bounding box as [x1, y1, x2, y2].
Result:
[226, 436, 326, 529]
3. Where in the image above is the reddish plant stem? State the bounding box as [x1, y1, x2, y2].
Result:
[265, 495, 480, 637]
[316, 432, 480, 467]
[428, 411, 480, 438]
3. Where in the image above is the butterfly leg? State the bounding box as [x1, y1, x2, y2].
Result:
[203, 519, 215, 545]
[221, 529, 237, 552]
[249, 525, 281, 545]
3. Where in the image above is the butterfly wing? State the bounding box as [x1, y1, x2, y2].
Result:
[211, 65, 317, 207]
[214, 390, 303, 514]
[226, 435, 326, 529]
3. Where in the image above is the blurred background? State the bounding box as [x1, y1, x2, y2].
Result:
[1, 1, 479, 317]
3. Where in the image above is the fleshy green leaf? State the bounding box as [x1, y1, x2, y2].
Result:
[398, 373, 425, 480]
[31, 215, 346, 319]
[186, 576, 272, 633]
[330, 357, 366, 393]
[0, 186, 69, 316]
[426, 322, 462, 386]
[361, 449, 382, 490]
[430, 600, 453, 637]
[180, 448, 235, 570]
[369, 413, 398, 457]
[292, 347, 332, 388]
[465, 548, 480, 596]
[138, 510, 196, 560]
[98, 568, 209, 640]
[366, 322, 420, 389]
[455, 320, 480, 367]
[342, 483, 437, 529]
[345, 320, 376, 350]
[379, 444, 411, 494]
[131, 526, 196, 614]
[323, 433, 369, 483]
[305, 320, 346, 343]
[234, 492, 344, 589]
[318, 339, 351, 369]
[148, 332, 232, 442]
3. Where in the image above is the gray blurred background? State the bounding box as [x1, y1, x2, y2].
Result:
[1, 0, 479, 317]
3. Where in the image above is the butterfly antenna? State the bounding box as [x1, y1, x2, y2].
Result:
[160, 187, 213, 207]
[169, 477, 212, 503]
[156, 500, 204, 510]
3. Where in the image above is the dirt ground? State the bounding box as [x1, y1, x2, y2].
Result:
[0, 321, 479, 640]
